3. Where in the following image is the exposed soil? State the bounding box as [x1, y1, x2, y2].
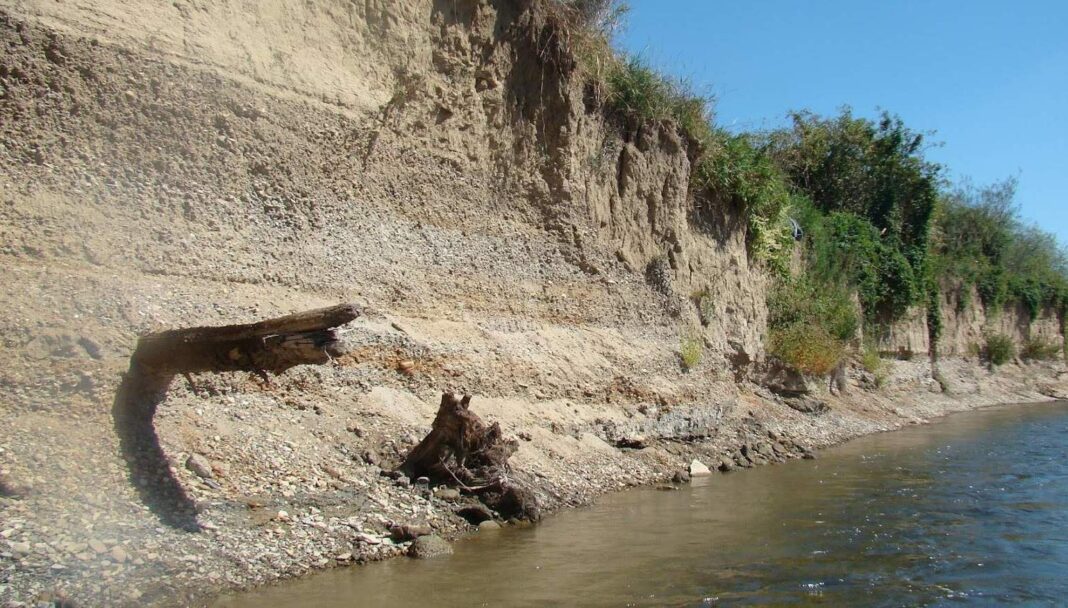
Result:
[1, 2, 1066, 607]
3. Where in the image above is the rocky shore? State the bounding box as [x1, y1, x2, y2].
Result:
[2, 2, 1067, 607]
[3, 327, 1064, 608]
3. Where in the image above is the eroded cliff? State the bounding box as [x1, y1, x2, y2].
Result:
[0, 2, 1064, 606]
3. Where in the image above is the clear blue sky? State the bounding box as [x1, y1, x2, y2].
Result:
[618, 0, 1068, 244]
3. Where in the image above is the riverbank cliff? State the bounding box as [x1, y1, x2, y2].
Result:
[1, 2, 1066, 606]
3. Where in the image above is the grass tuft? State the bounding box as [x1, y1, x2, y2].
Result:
[680, 335, 703, 372]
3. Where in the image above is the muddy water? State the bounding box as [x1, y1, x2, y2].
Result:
[215, 402, 1068, 607]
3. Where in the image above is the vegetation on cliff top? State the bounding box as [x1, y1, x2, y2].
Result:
[556, 0, 1067, 372]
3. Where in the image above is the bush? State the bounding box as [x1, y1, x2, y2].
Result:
[1020, 336, 1062, 361]
[769, 324, 844, 376]
[984, 333, 1015, 366]
[768, 278, 858, 342]
[694, 132, 796, 272]
[934, 178, 1068, 316]
[680, 335, 703, 371]
[860, 343, 887, 387]
[767, 277, 857, 375]
[645, 255, 672, 294]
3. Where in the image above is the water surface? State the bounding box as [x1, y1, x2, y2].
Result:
[216, 402, 1068, 607]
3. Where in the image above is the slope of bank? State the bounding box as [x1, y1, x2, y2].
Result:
[1, 2, 1067, 607]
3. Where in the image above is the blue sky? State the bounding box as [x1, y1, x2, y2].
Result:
[618, 0, 1068, 243]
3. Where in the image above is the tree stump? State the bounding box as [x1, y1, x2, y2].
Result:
[400, 393, 539, 521]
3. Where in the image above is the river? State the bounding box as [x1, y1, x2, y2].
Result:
[214, 401, 1068, 607]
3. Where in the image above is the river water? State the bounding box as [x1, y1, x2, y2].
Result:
[215, 401, 1068, 607]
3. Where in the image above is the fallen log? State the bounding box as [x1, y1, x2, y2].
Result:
[400, 393, 539, 521]
[114, 303, 360, 530]
[131, 303, 359, 375]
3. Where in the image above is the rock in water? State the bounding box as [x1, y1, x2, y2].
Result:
[689, 459, 712, 476]
[407, 535, 453, 559]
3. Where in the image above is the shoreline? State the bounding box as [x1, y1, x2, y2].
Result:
[202, 385, 1068, 608]
[0, 5, 1066, 608]
[2, 340, 1066, 608]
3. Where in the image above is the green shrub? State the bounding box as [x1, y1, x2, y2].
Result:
[680, 335, 703, 371]
[984, 333, 1015, 366]
[767, 277, 857, 375]
[768, 278, 858, 342]
[694, 132, 796, 273]
[769, 324, 844, 376]
[934, 178, 1068, 317]
[1020, 336, 1062, 361]
[860, 343, 887, 386]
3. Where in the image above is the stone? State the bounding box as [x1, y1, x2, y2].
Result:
[785, 396, 830, 415]
[615, 435, 647, 449]
[88, 539, 107, 554]
[110, 546, 129, 563]
[434, 488, 461, 501]
[185, 454, 213, 479]
[356, 533, 381, 545]
[689, 459, 712, 476]
[802, 451, 817, 460]
[672, 470, 691, 483]
[456, 504, 494, 525]
[478, 520, 501, 530]
[717, 460, 734, 473]
[10, 541, 30, 555]
[407, 535, 452, 559]
[389, 524, 432, 542]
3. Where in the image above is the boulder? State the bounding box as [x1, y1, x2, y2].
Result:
[689, 459, 712, 476]
[407, 535, 453, 559]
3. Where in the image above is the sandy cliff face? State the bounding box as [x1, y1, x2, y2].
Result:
[0, 1, 1064, 606]
[875, 284, 1064, 360]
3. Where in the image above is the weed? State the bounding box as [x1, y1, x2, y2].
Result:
[984, 333, 1015, 366]
[860, 343, 887, 387]
[680, 335, 703, 372]
[1020, 336, 1062, 361]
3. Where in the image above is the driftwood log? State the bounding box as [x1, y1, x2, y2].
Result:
[130, 303, 359, 376]
[113, 304, 359, 530]
[400, 393, 539, 521]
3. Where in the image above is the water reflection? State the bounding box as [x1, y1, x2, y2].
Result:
[215, 402, 1068, 607]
